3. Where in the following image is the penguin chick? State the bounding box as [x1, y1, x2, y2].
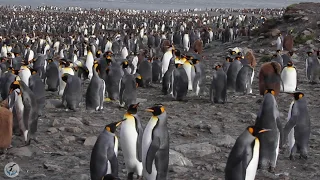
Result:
[90, 121, 122, 180]
[225, 126, 270, 180]
[120, 103, 143, 179]
[142, 104, 169, 180]
[0, 107, 13, 152]
[284, 92, 310, 160]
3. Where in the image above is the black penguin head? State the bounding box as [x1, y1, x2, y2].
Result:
[230, 50, 237, 56]
[96, 50, 102, 58]
[145, 104, 165, 116]
[264, 89, 275, 96]
[122, 60, 129, 68]
[136, 75, 143, 87]
[276, 49, 281, 53]
[174, 49, 181, 57]
[287, 61, 293, 67]
[30, 68, 37, 75]
[61, 73, 69, 82]
[247, 126, 270, 137]
[288, 51, 294, 56]
[9, 80, 21, 94]
[93, 61, 100, 72]
[226, 56, 231, 62]
[105, 121, 122, 133]
[292, 92, 304, 101]
[307, 50, 313, 56]
[215, 64, 222, 70]
[127, 103, 140, 114]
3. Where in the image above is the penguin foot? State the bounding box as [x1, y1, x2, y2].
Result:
[104, 98, 111, 102]
[136, 175, 142, 180]
[289, 154, 295, 160]
[299, 154, 308, 160]
[127, 172, 134, 180]
[268, 166, 276, 173]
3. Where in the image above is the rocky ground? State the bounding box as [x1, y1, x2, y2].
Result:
[1, 2, 320, 180]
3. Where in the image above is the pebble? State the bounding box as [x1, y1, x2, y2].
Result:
[9, 146, 33, 157]
[216, 134, 236, 148]
[52, 119, 60, 127]
[83, 136, 98, 146]
[47, 127, 58, 133]
[174, 142, 221, 157]
[65, 127, 82, 133]
[29, 174, 47, 179]
[65, 117, 83, 125]
[43, 163, 62, 172]
[169, 149, 193, 167]
[170, 166, 189, 173]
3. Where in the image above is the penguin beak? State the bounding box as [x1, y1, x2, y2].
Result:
[145, 108, 154, 112]
[116, 121, 123, 127]
[259, 129, 271, 133]
[133, 103, 140, 108]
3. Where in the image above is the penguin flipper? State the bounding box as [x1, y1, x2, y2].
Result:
[107, 151, 119, 177]
[276, 117, 284, 148]
[283, 115, 296, 145]
[135, 117, 143, 162]
[146, 136, 160, 174]
[155, 149, 169, 179]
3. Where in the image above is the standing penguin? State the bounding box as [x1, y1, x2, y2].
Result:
[227, 55, 243, 92]
[29, 69, 45, 116]
[271, 50, 284, 68]
[119, 63, 137, 108]
[210, 65, 227, 104]
[182, 55, 195, 91]
[9, 80, 39, 145]
[106, 61, 124, 100]
[61, 74, 82, 111]
[255, 89, 283, 172]
[222, 56, 233, 73]
[161, 46, 173, 77]
[172, 61, 188, 101]
[259, 62, 282, 96]
[281, 61, 297, 92]
[182, 32, 190, 52]
[120, 103, 143, 179]
[152, 57, 162, 83]
[142, 104, 169, 180]
[192, 56, 206, 96]
[0, 107, 13, 152]
[276, 33, 283, 51]
[235, 64, 254, 95]
[90, 121, 122, 180]
[58, 61, 75, 96]
[225, 126, 270, 180]
[86, 50, 95, 80]
[45, 59, 60, 91]
[284, 92, 310, 160]
[305, 50, 320, 83]
[86, 62, 105, 111]
[137, 57, 152, 88]
[19, 62, 32, 86]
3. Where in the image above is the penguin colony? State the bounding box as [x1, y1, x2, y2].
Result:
[0, 4, 314, 180]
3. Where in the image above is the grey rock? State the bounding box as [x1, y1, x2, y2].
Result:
[302, 16, 309, 21]
[209, 125, 221, 134]
[215, 163, 226, 172]
[65, 127, 82, 133]
[58, 127, 66, 131]
[136, 98, 147, 103]
[169, 149, 193, 167]
[9, 147, 33, 157]
[47, 127, 58, 134]
[45, 99, 62, 109]
[259, 49, 265, 54]
[83, 136, 97, 146]
[170, 166, 189, 173]
[51, 119, 60, 127]
[271, 29, 281, 37]
[216, 135, 236, 148]
[174, 142, 221, 157]
[65, 136, 76, 142]
[65, 117, 83, 125]
[43, 163, 62, 172]
[79, 174, 90, 180]
[302, 30, 312, 36]
[306, 40, 313, 45]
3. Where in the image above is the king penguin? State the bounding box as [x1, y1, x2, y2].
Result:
[86, 61, 105, 111]
[255, 89, 283, 172]
[305, 50, 320, 83]
[222, 56, 233, 73]
[281, 61, 297, 92]
[61, 73, 82, 111]
[192, 56, 206, 96]
[227, 55, 243, 92]
[58, 60, 75, 96]
[120, 103, 144, 179]
[152, 57, 162, 83]
[28, 69, 45, 116]
[142, 104, 169, 180]
[9, 79, 39, 145]
[45, 59, 60, 91]
[119, 63, 137, 108]
[183, 32, 190, 52]
[106, 60, 124, 101]
[161, 45, 173, 77]
[210, 65, 227, 104]
[137, 57, 152, 88]
[182, 54, 195, 91]
[86, 50, 95, 80]
[258, 62, 282, 96]
[19, 61, 32, 86]
[172, 60, 188, 101]
[284, 92, 310, 160]
[225, 126, 270, 180]
[0, 106, 13, 152]
[235, 64, 254, 95]
[90, 121, 122, 180]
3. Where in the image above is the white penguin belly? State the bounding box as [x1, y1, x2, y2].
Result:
[183, 63, 193, 91]
[86, 53, 94, 80]
[59, 68, 75, 96]
[245, 138, 260, 180]
[142, 117, 158, 179]
[249, 70, 254, 94]
[183, 35, 189, 51]
[162, 52, 172, 77]
[107, 136, 118, 175]
[132, 56, 138, 74]
[281, 68, 297, 92]
[120, 119, 143, 175]
[287, 101, 295, 152]
[19, 66, 31, 86]
[121, 48, 128, 59]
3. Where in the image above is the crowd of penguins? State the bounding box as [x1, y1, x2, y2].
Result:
[0, 5, 314, 180]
